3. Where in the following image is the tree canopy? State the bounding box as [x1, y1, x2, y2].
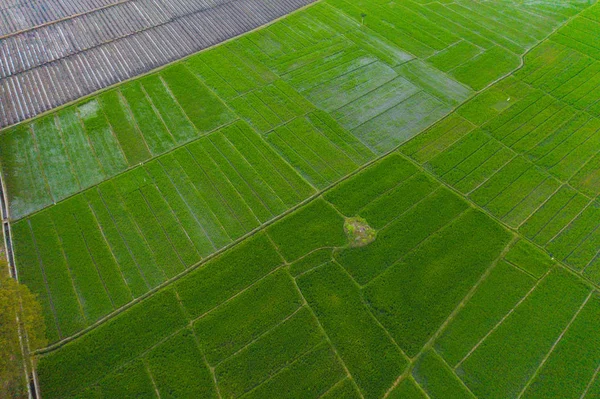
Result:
[0, 255, 47, 398]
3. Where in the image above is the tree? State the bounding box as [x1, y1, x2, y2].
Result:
[0, 256, 47, 398]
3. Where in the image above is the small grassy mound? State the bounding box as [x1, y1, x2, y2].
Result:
[344, 217, 377, 247]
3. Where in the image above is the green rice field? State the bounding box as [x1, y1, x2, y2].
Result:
[3, 0, 600, 398]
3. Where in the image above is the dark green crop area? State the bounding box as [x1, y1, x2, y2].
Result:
[3, 0, 600, 398]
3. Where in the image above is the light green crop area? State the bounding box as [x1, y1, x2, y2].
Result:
[2, 0, 600, 398]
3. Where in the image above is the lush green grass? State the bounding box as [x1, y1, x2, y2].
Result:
[7, 1, 600, 398]
[297, 262, 408, 399]
[458, 268, 591, 398]
[412, 350, 474, 399]
[364, 210, 511, 356]
[267, 198, 347, 262]
[435, 261, 536, 366]
[521, 293, 600, 399]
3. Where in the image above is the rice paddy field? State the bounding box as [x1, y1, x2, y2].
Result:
[2, 0, 600, 397]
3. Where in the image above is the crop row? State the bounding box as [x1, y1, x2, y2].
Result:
[267, 112, 374, 189]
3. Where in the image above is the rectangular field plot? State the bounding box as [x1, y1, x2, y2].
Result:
[545, 200, 600, 278]
[363, 209, 512, 356]
[468, 156, 561, 228]
[297, 262, 408, 399]
[412, 350, 474, 399]
[229, 80, 314, 134]
[267, 113, 374, 189]
[13, 122, 314, 341]
[457, 268, 591, 399]
[450, 46, 520, 90]
[435, 260, 536, 367]
[520, 294, 600, 399]
[277, 32, 472, 153]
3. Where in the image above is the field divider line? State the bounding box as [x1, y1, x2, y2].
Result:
[73, 104, 110, 178]
[143, 358, 163, 399]
[215, 130, 291, 212]
[189, 143, 263, 228]
[173, 288, 224, 399]
[237, 340, 331, 399]
[109, 186, 168, 281]
[287, 120, 350, 181]
[269, 129, 331, 187]
[169, 152, 236, 244]
[49, 215, 90, 325]
[473, 157, 535, 208]
[83, 198, 135, 300]
[409, 116, 472, 160]
[438, 136, 493, 180]
[383, 235, 518, 398]
[25, 219, 62, 338]
[347, 88, 425, 134]
[138, 188, 188, 272]
[94, 188, 153, 291]
[183, 146, 250, 234]
[288, 272, 365, 399]
[27, 124, 56, 205]
[96, 93, 131, 168]
[308, 117, 365, 168]
[517, 290, 593, 399]
[513, 178, 563, 231]
[358, 280, 409, 360]
[511, 105, 577, 153]
[528, 186, 578, 242]
[53, 114, 84, 191]
[289, 51, 379, 95]
[207, 137, 279, 219]
[412, 377, 432, 399]
[290, 247, 335, 280]
[7, 115, 241, 225]
[127, 85, 163, 155]
[544, 196, 595, 247]
[212, 305, 305, 370]
[432, 347, 478, 399]
[409, 129, 600, 291]
[156, 75, 199, 134]
[364, 205, 470, 289]
[353, 171, 420, 216]
[155, 159, 218, 251]
[368, 101, 451, 151]
[47, 263, 291, 396]
[72, 212, 117, 309]
[463, 153, 518, 197]
[450, 141, 506, 190]
[317, 376, 351, 399]
[145, 182, 202, 261]
[559, 207, 600, 266]
[580, 361, 600, 399]
[223, 124, 309, 205]
[538, 121, 600, 183]
[454, 266, 554, 371]
[498, 173, 558, 224]
[33, 3, 592, 355]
